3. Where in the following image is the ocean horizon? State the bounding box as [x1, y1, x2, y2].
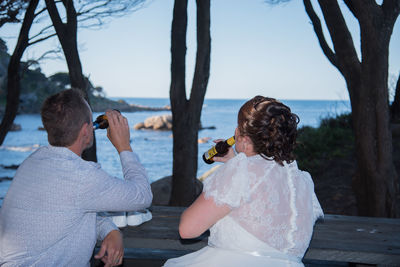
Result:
[0, 98, 351, 204]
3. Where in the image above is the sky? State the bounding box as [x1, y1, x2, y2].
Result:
[1, 0, 400, 100]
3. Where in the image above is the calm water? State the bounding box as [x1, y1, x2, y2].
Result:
[0, 98, 350, 203]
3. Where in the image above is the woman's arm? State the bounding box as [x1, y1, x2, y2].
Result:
[179, 192, 231, 239]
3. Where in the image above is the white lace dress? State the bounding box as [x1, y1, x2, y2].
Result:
[164, 153, 324, 267]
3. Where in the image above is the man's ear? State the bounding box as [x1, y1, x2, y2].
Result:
[77, 122, 89, 141]
[83, 122, 91, 137]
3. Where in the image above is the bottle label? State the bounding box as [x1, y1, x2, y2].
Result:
[204, 146, 218, 160]
[226, 136, 235, 146]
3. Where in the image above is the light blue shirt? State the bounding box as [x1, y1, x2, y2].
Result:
[0, 145, 152, 266]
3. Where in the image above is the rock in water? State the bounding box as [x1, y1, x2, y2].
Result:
[10, 123, 21, 131]
[135, 114, 173, 130]
[150, 175, 203, 206]
[133, 122, 145, 130]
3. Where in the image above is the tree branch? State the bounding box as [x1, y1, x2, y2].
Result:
[35, 5, 48, 17]
[0, 0, 39, 146]
[35, 47, 63, 62]
[381, 0, 400, 29]
[342, 0, 358, 18]
[396, 72, 400, 100]
[189, 0, 210, 113]
[346, 0, 382, 27]
[170, 0, 188, 106]
[75, 0, 145, 24]
[45, 0, 67, 36]
[382, 0, 400, 19]
[64, 0, 77, 34]
[77, 0, 114, 15]
[0, 0, 29, 27]
[29, 23, 54, 40]
[303, 0, 337, 68]
[28, 32, 57, 46]
[317, 0, 360, 76]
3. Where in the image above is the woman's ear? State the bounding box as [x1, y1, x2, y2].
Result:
[243, 135, 255, 154]
[243, 135, 252, 145]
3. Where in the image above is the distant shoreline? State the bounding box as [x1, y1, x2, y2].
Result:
[0, 96, 170, 117]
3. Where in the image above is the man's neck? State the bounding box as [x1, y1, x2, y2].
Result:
[67, 143, 83, 157]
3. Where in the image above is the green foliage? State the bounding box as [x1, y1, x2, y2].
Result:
[0, 39, 7, 53]
[295, 113, 354, 172]
[0, 95, 5, 105]
[0, 39, 9, 98]
[49, 72, 70, 89]
[17, 68, 65, 113]
[0, 39, 113, 114]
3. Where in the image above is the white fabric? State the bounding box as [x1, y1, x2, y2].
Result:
[164, 153, 323, 266]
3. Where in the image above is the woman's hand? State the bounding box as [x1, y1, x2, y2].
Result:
[212, 139, 235, 163]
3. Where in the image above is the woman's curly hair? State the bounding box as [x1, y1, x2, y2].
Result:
[238, 96, 299, 166]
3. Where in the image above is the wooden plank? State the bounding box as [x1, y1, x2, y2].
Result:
[120, 206, 207, 252]
[304, 215, 400, 265]
[121, 206, 187, 240]
[113, 206, 400, 265]
[94, 247, 191, 260]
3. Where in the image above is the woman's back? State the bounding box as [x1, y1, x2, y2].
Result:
[164, 96, 323, 266]
[204, 153, 323, 258]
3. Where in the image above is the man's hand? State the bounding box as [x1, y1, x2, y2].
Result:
[94, 230, 124, 267]
[106, 110, 132, 153]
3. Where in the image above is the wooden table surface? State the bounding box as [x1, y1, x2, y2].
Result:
[115, 206, 400, 265]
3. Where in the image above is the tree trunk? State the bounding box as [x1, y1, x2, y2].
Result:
[0, 0, 39, 145]
[350, 11, 398, 216]
[45, 0, 97, 162]
[169, 0, 211, 206]
[350, 67, 398, 217]
[305, 0, 399, 217]
[391, 73, 400, 122]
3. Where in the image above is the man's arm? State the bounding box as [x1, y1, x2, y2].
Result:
[77, 150, 152, 212]
[106, 109, 132, 154]
[96, 215, 118, 241]
[76, 110, 152, 212]
[94, 216, 124, 267]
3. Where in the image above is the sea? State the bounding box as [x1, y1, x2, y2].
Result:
[0, 98, 351, 205]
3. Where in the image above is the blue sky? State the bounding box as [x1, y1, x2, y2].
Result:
[1, 0, 399, 100]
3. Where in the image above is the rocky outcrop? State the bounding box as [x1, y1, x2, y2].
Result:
[10, 123, 21, 131]
[90, 97, 171, 113]
[198, 137, 211, 143]
[134, 114, 216, 131]
[134, 114, 173, 130]
[150, 166, 220, 206]
[150, 175, 203, 206]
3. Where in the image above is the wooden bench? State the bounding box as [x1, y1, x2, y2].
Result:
[93, 206, 400, 266]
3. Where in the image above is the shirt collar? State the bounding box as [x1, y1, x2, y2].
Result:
[46, 145, 81, 160]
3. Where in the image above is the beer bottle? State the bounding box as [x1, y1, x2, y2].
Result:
[93, 110, 120, 130]
[202, 136, 235, 164]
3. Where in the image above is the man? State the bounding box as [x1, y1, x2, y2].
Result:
[0, 89, 153, 266]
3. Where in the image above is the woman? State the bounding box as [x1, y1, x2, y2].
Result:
[164, 96, 323, 266]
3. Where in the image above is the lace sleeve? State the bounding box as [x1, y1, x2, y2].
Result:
[312, 192, 324, 221]
[302, 170, 324, 222]
[203, 153, 251, 208]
